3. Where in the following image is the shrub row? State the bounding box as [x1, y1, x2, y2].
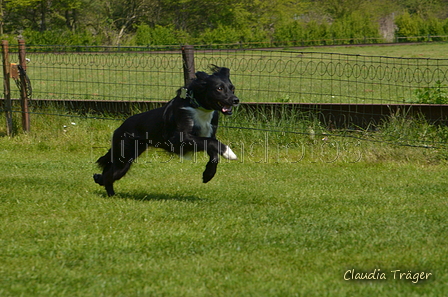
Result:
[3, 12, 448, 48]
[395, 12, 448, 42]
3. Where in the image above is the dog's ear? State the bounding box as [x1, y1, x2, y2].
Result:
[218, 67, 230, 78]
[210, 65, 230, 78]
[195, 71, 209, 81]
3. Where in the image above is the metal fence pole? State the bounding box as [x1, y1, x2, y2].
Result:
[18, 39, 30, 132]
[181, 45, 195, 85]
[1, 40, 13, 136]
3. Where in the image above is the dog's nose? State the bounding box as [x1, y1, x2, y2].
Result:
[233, 97, 240, 105]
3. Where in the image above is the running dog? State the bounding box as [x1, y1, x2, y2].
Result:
[93, 66, 239, 196]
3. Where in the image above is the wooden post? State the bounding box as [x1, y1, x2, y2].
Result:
[181, 45, 195, 85]
[1, 40, 13, 136]
[18, 39, 30, 132]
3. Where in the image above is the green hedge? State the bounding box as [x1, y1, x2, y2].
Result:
[273, 12, 381, 46]
[5, 12, 448, 48]
[395, 12, 448, 42]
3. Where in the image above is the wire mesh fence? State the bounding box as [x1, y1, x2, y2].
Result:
[2, 43, 448, 140]
[2, 45, 448, 148]
[194, 49, 448, 104]
[25, 46, 184, 102]
[11, 45, 447, 106]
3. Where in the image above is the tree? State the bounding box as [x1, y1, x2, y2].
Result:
[5, 0, 85, 32]
[313, 0, 365, 19]
[401, 0, 443, 17]
[0, 0, 5, 35]
[3, 0, 448, 46]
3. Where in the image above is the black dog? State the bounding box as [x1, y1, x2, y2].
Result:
[93, 66, 239, 196]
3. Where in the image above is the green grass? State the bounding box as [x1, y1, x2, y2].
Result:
[1, 110, 448, 296]
[295, 42, 448, 59]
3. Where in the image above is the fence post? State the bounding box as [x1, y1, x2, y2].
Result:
[18, 39, 30, 132]
[1, 40, 13, 136]
[181, 45, 195, 85]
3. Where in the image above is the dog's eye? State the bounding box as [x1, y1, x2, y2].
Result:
[217, 87, 223, 92]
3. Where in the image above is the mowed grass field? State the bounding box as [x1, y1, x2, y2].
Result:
[1, 106, 448, 296]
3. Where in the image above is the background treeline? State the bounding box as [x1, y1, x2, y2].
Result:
[2, 0, 448, 47]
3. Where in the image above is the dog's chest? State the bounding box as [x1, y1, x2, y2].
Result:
[183, 107, 214, 137]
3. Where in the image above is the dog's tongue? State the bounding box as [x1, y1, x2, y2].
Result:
[222, 106, 232, 113]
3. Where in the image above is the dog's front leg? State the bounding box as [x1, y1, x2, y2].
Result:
[172, 133, 235, 183]
[203, 157, 218, 183]
[202, 139, 237, 183]
[202, 142, 237, 183]
[175, 134, 219, 183]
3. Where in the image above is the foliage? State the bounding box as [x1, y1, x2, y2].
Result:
[395, 12, 426, 41]
[395, 11, 448, 42]
[196, 25, 268, 46]
[427, 17, 446, 41]
[2, 0, 448, 46]
[22, 29, 102, 46]
[273, 21, 306, 46]
[273, 11, 381, 47]
[378, 109, 448, 147]
[197, 25, 242, 45]
[412, 81, 448, 104]
[134, 24, 186, 46]
[0, 34, 17, 45]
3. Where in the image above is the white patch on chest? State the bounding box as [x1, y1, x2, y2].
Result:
[183, 107, 214, 137]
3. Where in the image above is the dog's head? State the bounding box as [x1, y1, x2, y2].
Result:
[186, 66, 239, 115]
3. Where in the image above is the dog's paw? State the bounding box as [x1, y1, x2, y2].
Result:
[93, 174, 104, 185]
[203, 162, 217, 183]
[222, 146, 237, 160]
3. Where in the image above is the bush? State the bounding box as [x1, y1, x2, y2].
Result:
[427, 17, 445, 41]
[0, 34, 17, 45]
[198, 25, 242, 45]
[413, 81, 448, 104]
[331, 12, 380, 44]
[273, 21, 306, 46]
[135, 24, 185, 46]
[305, 20, 331, 45]
[273, 12, 380, 47]
[239, 27, 269, 45]
[395, 12, 425, 42]
[23, 29, 102, 49]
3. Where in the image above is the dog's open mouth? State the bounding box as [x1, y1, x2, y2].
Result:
[218, 102, 233, 115]
[222, 105, 232, 114]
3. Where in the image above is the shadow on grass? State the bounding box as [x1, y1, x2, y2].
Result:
[97, 190, 203, 202]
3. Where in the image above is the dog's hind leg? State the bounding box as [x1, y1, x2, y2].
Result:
[104, 176, 116, 197]
[112, 162, 132, 182]
[100, 138, 147, 196]
[100, 162, 131, 197]
[93, 149, 113, 186]
[93, 173, 104, 186]
[99, 155, 134, 196]
[94, 162, 116, 196]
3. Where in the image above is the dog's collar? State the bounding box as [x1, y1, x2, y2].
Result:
[180, 88, 213, 112]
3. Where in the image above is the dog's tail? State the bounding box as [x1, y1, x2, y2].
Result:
[96, 149, 112, 169]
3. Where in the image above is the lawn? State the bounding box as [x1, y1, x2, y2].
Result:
[1, 112, 447, 296]
[295, 42, 448, 59]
